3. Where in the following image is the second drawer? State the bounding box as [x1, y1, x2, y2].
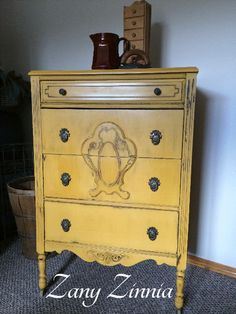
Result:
[42, 109, 184, 159]
[43, 155, 181, 207]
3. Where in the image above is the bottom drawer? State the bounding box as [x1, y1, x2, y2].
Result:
[45, 201, 178, 254]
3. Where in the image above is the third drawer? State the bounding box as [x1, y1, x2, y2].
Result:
[43, 155, 181, 207]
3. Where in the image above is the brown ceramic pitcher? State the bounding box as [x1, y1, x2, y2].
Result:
[90, 32, 129, 69]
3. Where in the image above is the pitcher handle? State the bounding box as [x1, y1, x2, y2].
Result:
[118, 37, 130, 58]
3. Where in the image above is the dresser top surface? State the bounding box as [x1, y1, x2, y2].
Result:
[29, 67, 198, 76]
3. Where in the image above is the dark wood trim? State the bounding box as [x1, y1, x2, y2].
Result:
[188, 254, 236, 279]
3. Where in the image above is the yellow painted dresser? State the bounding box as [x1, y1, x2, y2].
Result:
[29, 67, 198, 313]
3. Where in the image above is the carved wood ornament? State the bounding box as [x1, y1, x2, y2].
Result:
[82, 122, 137, 199]
[88, 250, 124, 264]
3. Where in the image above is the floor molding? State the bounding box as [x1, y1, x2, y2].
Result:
[188, 254, 236, 279]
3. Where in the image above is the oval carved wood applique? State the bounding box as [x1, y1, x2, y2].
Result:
[81, 122, 137, 199]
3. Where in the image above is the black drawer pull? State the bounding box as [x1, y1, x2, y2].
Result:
[148, 177, 160, 192]
[61, 219, 71, 232]
[59, 128, 70, 142]
[154, 87, 162, 96]
[59, 88, 67, 96]
[150, 130, 162, 145]
[147, 227, 158, 241]
[61, 172, 71, 186]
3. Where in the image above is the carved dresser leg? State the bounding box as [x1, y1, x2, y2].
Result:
[38, 253, 46, 296]
[175, 269, 185, 312]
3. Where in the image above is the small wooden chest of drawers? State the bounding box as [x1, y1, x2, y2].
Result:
[29, 67, 198, 313]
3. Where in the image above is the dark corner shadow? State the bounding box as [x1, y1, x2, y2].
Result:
[188, 89, 209, 255]
[150, 23, 162, 68]
[44, 252, 77, 293]
[0, 236, 18, 255]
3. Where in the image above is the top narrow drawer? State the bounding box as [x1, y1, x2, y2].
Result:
[40, 80, 184, 103]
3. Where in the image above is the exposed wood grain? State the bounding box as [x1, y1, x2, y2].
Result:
[124, 0, 151, 57]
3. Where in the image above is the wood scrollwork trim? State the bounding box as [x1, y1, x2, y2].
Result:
[82, 122, 137, 199]
[87, 250, 125, 264]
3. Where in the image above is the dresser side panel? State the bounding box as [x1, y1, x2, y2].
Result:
[178, 73, 197, 269]
[31, 76, 44, 254]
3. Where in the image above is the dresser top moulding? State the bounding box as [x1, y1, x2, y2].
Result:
[28, 67, 199, 77]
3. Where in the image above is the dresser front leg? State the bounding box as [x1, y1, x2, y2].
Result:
[38, 253, 46, 296]
[175, 269, 185, 313]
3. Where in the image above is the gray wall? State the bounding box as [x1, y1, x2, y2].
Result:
[1, 0, 236, 267]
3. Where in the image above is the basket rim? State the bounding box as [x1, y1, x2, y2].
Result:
[7, 176, 35, 196]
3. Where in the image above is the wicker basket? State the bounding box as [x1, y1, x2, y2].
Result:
[7, 176, 36, 259]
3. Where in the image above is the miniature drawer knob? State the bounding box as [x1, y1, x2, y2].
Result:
[150, 130, 162, 145]
[147, 227, 158, 241]
[132, 32, 137, 38]
[59, 128, 70, 142]
[154, 87, 162, 96]
[61, 219, 71, 232]
[61, 172, 71, 186]
[132, 21, 137, 26]
[59, 88, 67, 96]
[148, 177, 160, 192]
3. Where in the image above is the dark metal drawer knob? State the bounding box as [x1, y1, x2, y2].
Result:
[59, 88, 67, 96]
[61, 172, 71, 186]
[59, 128, 70, 142]
[147, 227, 158, 241]
[148, 177, 160, 192]
[61, 219, 71, 232]
[154, 87, 162, 96]
[150, 130, 162, 145]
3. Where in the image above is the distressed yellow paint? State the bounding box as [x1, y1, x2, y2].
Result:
[40, 79, 184, 103]
[41, 109, 184, 159]
[43, 155, 181, 206]
[45, 201, 178, 254]
[29, 67, 198, 311]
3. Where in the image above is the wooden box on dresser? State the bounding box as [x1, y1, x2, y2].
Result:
[29, 67, 198, 313]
